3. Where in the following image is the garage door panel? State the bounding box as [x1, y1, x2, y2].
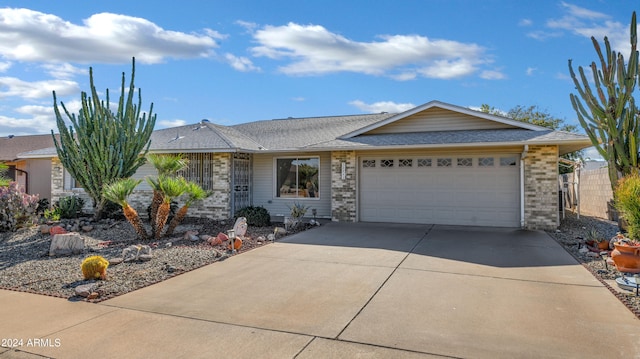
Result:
[360, 154, 520, 227]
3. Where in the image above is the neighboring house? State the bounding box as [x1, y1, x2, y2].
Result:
[21, 100, 592, 229]
[0, 134, 59, 201]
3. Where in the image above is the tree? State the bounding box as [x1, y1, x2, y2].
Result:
[52, 58, 156, 219]
[479, 104, 582, 173]
[154, 176, 187, 239]
[165, 181, 211, 236]
[568, 11, 639, 190]
[146, 154, 189, 237]
[102, 178, 148, 240]
[479, 104, 577, 132]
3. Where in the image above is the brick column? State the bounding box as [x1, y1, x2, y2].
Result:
[524, 145, 559, 230]
[50, 158, 64, 205]
[331, 151, 357, 222]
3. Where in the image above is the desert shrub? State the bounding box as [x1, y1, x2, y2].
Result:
[102, 200, 125, 220]
[37, 198, 50, 215]
[44, 207, 61, 222]
[235, 205, 271, 227]
[0, 182, 39, 232]
[615, 173, 640, 239]
[56, 195, 85, 219]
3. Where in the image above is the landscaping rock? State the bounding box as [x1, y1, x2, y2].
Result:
[184, 230, 199, 241]
[75, 283, 97, 297]
[122, 245, 153, 262]
[49, 233, 85, 256]
[109, 257, 124, 265]
[234, 217, 248, 238]
[82, 225, 94, 232]
[40, 225, 51, 234]
[49, 225, 67, 236]
[87, 292, 99, 300]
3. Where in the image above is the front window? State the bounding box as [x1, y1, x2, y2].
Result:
[276, 157, 319, 199]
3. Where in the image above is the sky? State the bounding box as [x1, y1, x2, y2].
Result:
[0, 0, 637, 160]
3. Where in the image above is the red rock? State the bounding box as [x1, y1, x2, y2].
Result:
[49, 225, 67, 236]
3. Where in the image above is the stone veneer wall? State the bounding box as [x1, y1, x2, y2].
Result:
[50, 158, 93, 212]
[120, 153, 233, 220]
[331, 151, 357, 222]
[49, 153, 232, 219]
[524, 145, 559, 230]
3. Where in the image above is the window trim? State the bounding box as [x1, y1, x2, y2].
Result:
[273, 156, 320, 200]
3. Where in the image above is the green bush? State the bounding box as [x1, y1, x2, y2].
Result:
[615, 173, 640, 239]
[0, 182, 39, 232]
[235, 206, 271, 227]
[56, 195, 85, 219]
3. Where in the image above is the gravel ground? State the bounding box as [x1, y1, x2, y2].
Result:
[0, 217, 312, 302]
[548, 211, 640, 319]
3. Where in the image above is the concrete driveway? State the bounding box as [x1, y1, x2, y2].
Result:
[2, 223, 640, 358]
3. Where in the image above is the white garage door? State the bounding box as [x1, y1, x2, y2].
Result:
[359, 154, 520, 227]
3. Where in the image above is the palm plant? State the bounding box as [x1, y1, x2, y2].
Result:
[154, 176, 187, 239]
[146, 154, 189, 234]
[165, 181, 212, 236]
[102, 178, 148, 240]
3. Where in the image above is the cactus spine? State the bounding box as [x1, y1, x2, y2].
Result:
[569, 12, 639, 190]
[52, 58, 156, 219]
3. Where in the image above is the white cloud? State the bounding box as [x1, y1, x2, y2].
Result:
[0, 77, 79, 99]
[224, 53, 260, 72]
[0, 8, 219, 64]
[40, 62, 87, 79]
[349, 100, 415, 113]
[291, 97, 305, 102]
[526, 67, 537, 76]
[0, 61, 11, 72]
[479, 70, 506, 80]
[157, 119, 187, 128]
[519, 19, 533, 27]
[535, 2, 630, 54]
[250, 22, 490, 80]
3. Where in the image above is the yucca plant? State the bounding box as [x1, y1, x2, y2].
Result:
[154, 176, 187, 239]
[165, 181, 211, 236]
[102, 178, 148, 240]
[146, 154, 189, 234]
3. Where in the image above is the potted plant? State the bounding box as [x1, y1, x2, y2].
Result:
[586, 229, 610, 250]
[611, 233, 640, 273]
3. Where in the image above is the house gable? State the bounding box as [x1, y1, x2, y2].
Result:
[341, 100, 547, 138]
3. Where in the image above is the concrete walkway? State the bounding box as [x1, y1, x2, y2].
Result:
[2, 223, 640, 358]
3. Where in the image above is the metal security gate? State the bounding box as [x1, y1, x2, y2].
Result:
[232, 153, 251, 216]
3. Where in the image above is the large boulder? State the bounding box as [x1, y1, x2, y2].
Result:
[49, 233, 85, 256]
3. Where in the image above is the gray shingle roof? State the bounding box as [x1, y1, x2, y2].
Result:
[1, 134, 59, 161]
[305, 129, 590, 155]
[232, 113, 395, 150]
[148, 121, 264, 152]
[16, 101, 593, 158]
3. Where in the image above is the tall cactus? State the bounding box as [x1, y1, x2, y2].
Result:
[52, 58, 156, 219]
[569, 11, 639, 190]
